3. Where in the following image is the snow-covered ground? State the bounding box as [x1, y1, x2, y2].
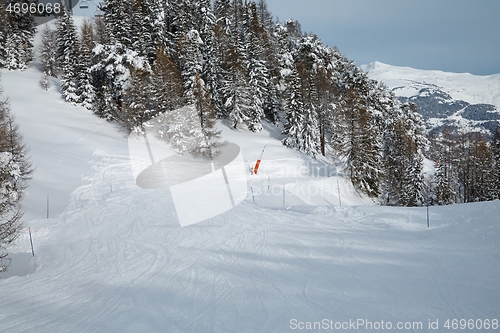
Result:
[0, 28, 499, 331]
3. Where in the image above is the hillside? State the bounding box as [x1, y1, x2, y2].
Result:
[361, 61, 500, 135]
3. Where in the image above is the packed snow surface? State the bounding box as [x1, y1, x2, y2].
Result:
[0, 52, 499, 331]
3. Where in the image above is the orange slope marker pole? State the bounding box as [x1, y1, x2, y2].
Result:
[253, 145, 266, 175]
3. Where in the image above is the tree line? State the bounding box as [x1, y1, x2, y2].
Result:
[1, 0, 499, 209]
[0, 80, 33, 272]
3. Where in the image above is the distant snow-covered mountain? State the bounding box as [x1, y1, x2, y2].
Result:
[361, 61, 500, 136]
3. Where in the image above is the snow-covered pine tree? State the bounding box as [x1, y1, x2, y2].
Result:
[214, 0, 232, 29]
[192, 0, 219, 117]
[191, 73, 223, 157]
[313, 56, 337, 156]
[77, 18, 96, 110]
[295, 35, 337, 157]
[0, 2, 9, 68]
[223, 39, 253, 130]
[1, 0, 36, 70]
[433, 158, 455, 205]
[0, 88, 33, 272]
[39, 25, 58, 77]
[159, 105, 197, 155]
[297, 61, 321, 157]
[231, 0, 245, 36]
[177, 30, 204, 104]
[135, 0, 166, 62]
[91, 43, 150, 120]
[381, 101, 427, 206]
[400, 151, 425, 207]
[56, 6, 81, 105]
[121, 67, 154, 131]
[269, 22, 296, 123]
[171, 0, 198, 38]
[381, 116, 406, 205]
[129, 0, 150, 59]
[244, 2, 270, 132]
[211, 20, 232, 118]
[282, 67, 304, 151]
[100, 0, 134, 48]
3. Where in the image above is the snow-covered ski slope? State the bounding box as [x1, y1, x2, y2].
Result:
[0, 29, 499, 331]
[1, 67, 499, 333]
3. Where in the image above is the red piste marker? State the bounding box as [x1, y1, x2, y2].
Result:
[253, 145, 266, 175]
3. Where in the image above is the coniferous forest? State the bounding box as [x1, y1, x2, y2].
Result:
[1, 0, 500, 210]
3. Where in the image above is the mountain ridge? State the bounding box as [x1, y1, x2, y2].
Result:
[361, 61, 500, 136]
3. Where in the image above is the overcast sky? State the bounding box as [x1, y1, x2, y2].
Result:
[72, 0, 500, 75]
[264, 0, 500, 75]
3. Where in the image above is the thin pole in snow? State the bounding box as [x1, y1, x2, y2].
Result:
[283, 184, 285, 206]
[337, 179, 342, 207]
[251, 186, 255, 203]
[426, 185, 430, 228]
[28, 227, 34, 257]
[110, 181, 113, 192]
[46, 194, 49, 218]
[268, 176, 270, 190]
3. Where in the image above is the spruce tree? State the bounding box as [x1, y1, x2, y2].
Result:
[56, 6, 81, 104]
[282, 68, 304, 151]
[77, 19, 96, 110]
[245, 2, 270, 132]
[177, 30, 203, 104]
[223, 41, 252, 129]
[100, 0, 134, 48]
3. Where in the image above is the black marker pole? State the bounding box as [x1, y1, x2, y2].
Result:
[29, 228, 34, 257]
